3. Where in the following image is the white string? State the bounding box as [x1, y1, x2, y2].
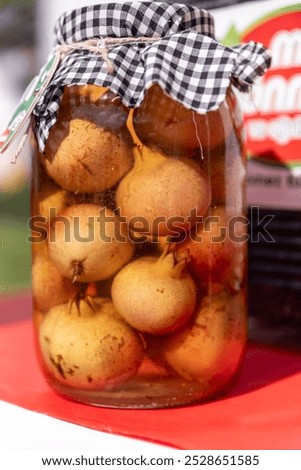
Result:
[58, 36, 161, 74]
[10, 131, 29, 164]
[192, 110, 204, 161]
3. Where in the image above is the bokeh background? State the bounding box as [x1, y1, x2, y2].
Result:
[0, 0, 34, 295]
[0, 0, 116, 295]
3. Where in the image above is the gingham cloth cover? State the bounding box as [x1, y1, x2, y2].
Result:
[34, 1, 271, 152]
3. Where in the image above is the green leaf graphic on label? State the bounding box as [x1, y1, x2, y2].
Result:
[0, 51, 60, 154]
[222, 24, 241, 47]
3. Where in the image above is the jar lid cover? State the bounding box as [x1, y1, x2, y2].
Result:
[34, 1, 271, 152]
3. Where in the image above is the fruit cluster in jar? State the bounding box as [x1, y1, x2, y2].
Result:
[31, 83, 247, 407]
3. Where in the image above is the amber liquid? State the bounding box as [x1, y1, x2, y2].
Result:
[32, 85, 247, 408]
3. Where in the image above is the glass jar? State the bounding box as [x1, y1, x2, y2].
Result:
[31, 82, 247, 408]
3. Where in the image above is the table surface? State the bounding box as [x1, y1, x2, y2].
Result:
[0, 400, 164, 450]
[1, 293, 301, 450]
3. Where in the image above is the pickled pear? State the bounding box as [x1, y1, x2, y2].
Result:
[39, 297, 144, 389]
[116, 146, 211, 236]
[180, 206, 247, 290]
[111, 247, 197, 334]
[41, 88, 134, 193]
[32, 255, 77, 312]
[133, 85, 241, 155]
[48, 204, 134, 282]
[163, 291, 247, 385]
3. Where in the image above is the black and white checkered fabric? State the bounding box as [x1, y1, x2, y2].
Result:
[34, 1, 271, 152]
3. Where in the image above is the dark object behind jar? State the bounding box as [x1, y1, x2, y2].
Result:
[248, 208, 301, 349]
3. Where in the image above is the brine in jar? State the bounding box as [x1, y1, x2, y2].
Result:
[31, 83, 247, 408]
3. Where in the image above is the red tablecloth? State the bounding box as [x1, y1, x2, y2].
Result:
[0, 293, 301, 450]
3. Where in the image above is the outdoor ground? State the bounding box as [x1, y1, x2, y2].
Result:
[0, 185, 31, 294]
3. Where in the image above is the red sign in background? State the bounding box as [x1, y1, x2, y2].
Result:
[242, 10, 301, 166]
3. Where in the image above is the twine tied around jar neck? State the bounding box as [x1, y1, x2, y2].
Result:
[58, 36, 161, 74]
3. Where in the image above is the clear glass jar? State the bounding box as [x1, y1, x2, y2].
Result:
[31, 83, 247, 408]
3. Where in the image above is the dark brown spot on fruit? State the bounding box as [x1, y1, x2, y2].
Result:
[49, 354, 66, 379]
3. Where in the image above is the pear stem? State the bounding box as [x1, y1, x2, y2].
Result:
[154, 244, 191, 279]
[72, 260, 84, 283]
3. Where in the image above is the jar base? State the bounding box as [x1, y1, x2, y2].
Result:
[49, 376, 221, 409]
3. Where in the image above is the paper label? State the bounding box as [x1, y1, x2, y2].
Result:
[0, 50, 61, 156]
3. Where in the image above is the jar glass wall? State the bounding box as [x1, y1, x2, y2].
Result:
[31, 84, 247, 408]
